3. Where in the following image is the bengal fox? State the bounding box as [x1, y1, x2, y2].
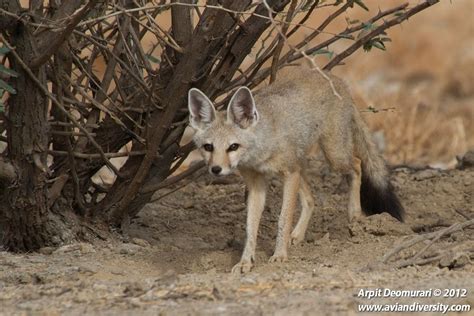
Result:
[188, 68, 404, 274]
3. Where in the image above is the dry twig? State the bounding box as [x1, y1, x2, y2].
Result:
[384, 219, 474, 268]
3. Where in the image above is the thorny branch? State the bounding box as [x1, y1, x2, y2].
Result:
[0, 0, 440, 225]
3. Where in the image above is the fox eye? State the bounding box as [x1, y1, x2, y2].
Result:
[203, 144, 214, 152]
[227, 143, 240, 152]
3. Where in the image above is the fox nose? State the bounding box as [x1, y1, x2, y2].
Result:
[211, 166, 222, 175]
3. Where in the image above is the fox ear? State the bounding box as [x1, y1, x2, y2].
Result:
[227, 87, 259, 129]
[188, 88, 216, 131]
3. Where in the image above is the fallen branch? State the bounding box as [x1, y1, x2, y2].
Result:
[383, 219, 474, 268]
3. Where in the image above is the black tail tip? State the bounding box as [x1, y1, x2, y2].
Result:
[360, 175, 405, 222]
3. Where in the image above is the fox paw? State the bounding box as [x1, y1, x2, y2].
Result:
[290, 231, 305, 245]
[231, 260, 253, 274]
[268, 253, 288, 263]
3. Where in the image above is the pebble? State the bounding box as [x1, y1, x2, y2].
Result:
[464, 178, 472, 187]
[131, 238, 151, 248]
[78, 265, 98, 275]
[119, 243, 142, 255]
[458, 150, 474, 169]
[413, 169, 440, 181]
[53, 243, 95, 255]
[183, 201, 194, 209]
[38, 247, 55, 255]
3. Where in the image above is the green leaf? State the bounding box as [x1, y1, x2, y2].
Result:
[354, 0, 369, 11]
[363, 22, 375, 31]
[363, 37, 387, 52]
[0, 79, 16, 94]
[312, 49, 334, 59]
[394, 10, 405, 17]
[0, 46, 9, 55]
[338, 33, 355, 40]
[371, 40, 386, 51]
[345, 17, 360, 25]
[367, 105, 378, 113]
[0, 64, 19, 77]
[363, 42, 372, 52]
[146, 54, 160, 64]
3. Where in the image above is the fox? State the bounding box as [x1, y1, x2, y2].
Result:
[187, 68, 404, 274]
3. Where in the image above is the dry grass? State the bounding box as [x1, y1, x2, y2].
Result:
[332, 0, 474, 167]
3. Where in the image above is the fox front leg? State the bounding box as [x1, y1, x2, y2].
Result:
[231, 170, 267, 274]
[270, 170, 301, 263]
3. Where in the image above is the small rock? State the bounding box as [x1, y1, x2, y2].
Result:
[315, 232, 330, 245]
[154, 270, 178, 286]
[17, 273, 33, 284]
[110, 269, 125, 276]
[53, 243, 81, 254]
[128, 297, 142, 307]
[183, 200, 194, 209]
[241, 276, 256, 284]
[78, 243, 96, 254]
[51, 235, 62, 246]
[413, 169, 440, 181]
[92, 283, 109, 291]
[119, 243, 142, 255]
[154, 289, 171, 298]
[131, 238, 151, 248]
[464, 178, 472, 187]
[439, 252, 470, 269]
[53, 242, 95, 255]
[457, 150, 474, 169]
[123, 282, 146, 297]
[78, 265, 98, 275]
[38, 247, 55, 255]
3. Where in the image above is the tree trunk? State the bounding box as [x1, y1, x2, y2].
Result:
[0, 23, 61, 251]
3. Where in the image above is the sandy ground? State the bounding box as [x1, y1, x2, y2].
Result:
[1, 158, 472, 315]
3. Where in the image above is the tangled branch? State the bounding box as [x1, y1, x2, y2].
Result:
[0, 0, 440, 229]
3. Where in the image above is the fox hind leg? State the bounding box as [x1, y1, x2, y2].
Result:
[291, 175, 315, 245]
[348, 157, 363, 221]
[319, 132, 362, 222]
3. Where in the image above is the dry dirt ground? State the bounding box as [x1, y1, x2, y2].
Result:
[1, 158, 473, 315]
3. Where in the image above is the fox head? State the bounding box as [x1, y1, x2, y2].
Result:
[188, 87, 259, 176]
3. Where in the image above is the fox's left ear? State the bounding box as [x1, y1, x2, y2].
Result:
[227, 87, 259, 129]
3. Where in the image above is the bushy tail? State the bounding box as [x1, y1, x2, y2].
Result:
[352, 112, 404, 222]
